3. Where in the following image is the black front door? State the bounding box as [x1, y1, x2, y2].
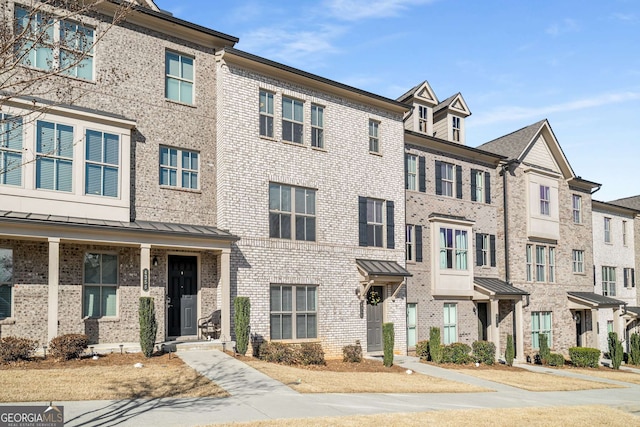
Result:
[366, 286, 384, 352]
[575, 310, 582, 347]
[477, 302, 488, 341]
[168, 255, 198, 337]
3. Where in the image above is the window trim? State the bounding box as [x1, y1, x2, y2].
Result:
[531, 311, 552, 349]
[406, 224, 414, 262]
[0, 248, 14, 320]
[0, 114, 23, 187]
[282, 96, 304, 144]
[259, 90, 275, 138]
[368, 119, 380, 153]
[443, 303, 457, 344]
[539, 185, 550, 216]
[35, 120, 74, 193]
[604, 217, 612, 243]
[602, 266, 616, 297]
[159, 146, 200, 190]
[451, 116, 461, 142]
[572, 250, 584, 274]
[418, 105, 428, 133]
[535, 245, 546, 282]
[572, 194, 582, 224]
[82, 252, 118, 318]
[85, 129, 119, 198]
[269, 183, 316, 242]
[406, 154, 417, 191]
[622, 220, 628, 246]
[165, 50, 195, 105]
[270, 284, 318, 340]
[526, 244, 533, 281]
[311, 104, 324, 149]
[440, 227, 468, 270]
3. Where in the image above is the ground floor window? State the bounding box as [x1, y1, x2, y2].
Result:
[0, 248, 13, 319]
[407, 303, 417, 347]
[531, 311, 552, 349]
[83, 253, 118, 317]
[443, 303, 457, 344]
[270, 284, 317, 340]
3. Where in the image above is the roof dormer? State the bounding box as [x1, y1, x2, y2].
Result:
[433, 93, 471, 144]
[397, 81, 438, 134]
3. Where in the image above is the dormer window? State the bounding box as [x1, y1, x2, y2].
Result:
[418, 106, 428, 133]
[452, 116, 461, 142]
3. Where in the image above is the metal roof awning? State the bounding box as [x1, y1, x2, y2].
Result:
[567, 292, 626, 309]
[624, 306, 640, 318]
[474, 277, 528, 300]
[356, 259, 412, 278]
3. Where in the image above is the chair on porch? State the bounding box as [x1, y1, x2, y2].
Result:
[197, 309, 221, 340]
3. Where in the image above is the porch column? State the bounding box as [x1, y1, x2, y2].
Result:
[140, 244, 151, 297]
[590, 308, 599, 348]
[47, 238, 60, 343]
[220, 249, 231, 341]
[515, 298, 524, 361]
[490, 298, 500, 357]
[612, 307, 621, 336]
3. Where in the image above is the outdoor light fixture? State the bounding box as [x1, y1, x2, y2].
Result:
[42, 345, 47, 359]
[152, 256, 159, 266]
[119, 344, 124, 354]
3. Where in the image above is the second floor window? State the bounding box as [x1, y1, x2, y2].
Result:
[36, 120, 73, 192]
[471, 170, 490, 203]
[624, 268, 635, 288]
[526, 244, 533, 281]
[406, 154, 417, 191]
[452, 116, 461, 142]
[435, 161, 461, 198]
[476, 233, 496, 267]
[548, 247, 556, 283]
[165, 52, 194, 104]
[572, 250, 584, 273]
[539, 185, 550, 216]
[85, 130, 119, 197]
[572, 195, 582, 223]
[440, 228, 467, 270]
[311, 104, 324, 148]
[623, 221, 628, 246]
[369, 120, 380, 153]
[602, 266, 616, 296]
[259, 90, 274, 137]
[535, 245, 546, 282]
[269, 183, 316, 241]
[0, 115, 23, 187]
[160, 147, 199, 189]
[282, 97, 303, 143]
[604, 217, 611, 243]
[358, 197, 394, 249]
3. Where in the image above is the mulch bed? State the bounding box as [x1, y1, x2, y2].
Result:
[230, 352, 407, 373]
[0, 351, 181, 370]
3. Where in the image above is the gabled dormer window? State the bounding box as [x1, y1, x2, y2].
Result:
[418, 105, 428, 133]
[452, 116, 461, 142]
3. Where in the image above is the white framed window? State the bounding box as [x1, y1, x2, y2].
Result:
[0, 115, 23, 186]
[572, 250, 584, 273]
[165, 51, 194, 104]
[406, 154, 417, 191]
[452, 116, 460, 142]
[269, 183, 316, 241]
[282, 97, 303, 144]
[604, 217, 611, 243]
[623, 221, 628, 246]
[531, 311, 552, 349]
[474, 170, 483, 202]
[443, 303, 457, 344]
[478, 234, 489, 267]
[36, 120, 74, 192]
[539, 185, 550, 216]
[0, 248, 13, 319]
[548, 247, 555, 283]
[407, 303, 417, 347]
[83, 253, 118, 318]
[607, 320, 614, 334]
[311, 104, 324, 148]
[440, 228, 467, 270]
[526, 244, 533, 281]
[259, 90, 274, 138]
[440, 162, 454, 197]
[270, 284, 317, 340]
[369, 119, 379, 153]
[406, 224, 414, 262]
[418, 106, 428, 133]
[85, 130, 119, 197]
[602, 266, 616, 297]
[366, 198, 384, 247]
[624, 268, 635, 288]
[535, 245, 546, 282]
[159, 146, 199, 189]
[572, 195, 582, 224]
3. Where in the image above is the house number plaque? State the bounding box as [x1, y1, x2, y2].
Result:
[143, 268, 149, 292]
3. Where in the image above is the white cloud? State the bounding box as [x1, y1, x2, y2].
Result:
[611, 12, 637, 22]
[323, 0, 436, 21]
[545, 18, 579, 36]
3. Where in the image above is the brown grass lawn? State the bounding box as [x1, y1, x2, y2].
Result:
[0, 353, 228, 402]
[562, 367, 640, 385]
[243, 358, 492, 393]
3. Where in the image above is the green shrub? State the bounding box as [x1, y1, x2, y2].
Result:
[472, 340, 495, 365]
[342, 341, 362, 363]
[608, 332, 624, 370]
[49, 334, 88, 361]
[538, 334, 551, 365]
[547, 353, 565, 367]
[415, 340, 430, 361]
[0, 336, 39, 363]
[383, 322, 394, 367]
[258, 341, 299, 365]
[505, 334, 515, 367]
[139, 297, 158, 358]
[442, 343, 473, 364]
[629, 333, 640, 366]
[569, 347, 600, 368]
[429, 327, 442, 364]
[234, 297, 251, 356]
[299, 342, 325, 366]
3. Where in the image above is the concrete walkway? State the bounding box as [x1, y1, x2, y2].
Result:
[5, 350, 640, 426]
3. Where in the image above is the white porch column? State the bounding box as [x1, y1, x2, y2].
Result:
[220, 249, 231, 341]
[515, 298, 525, 361]
[47, 238, 60, 343]
[591, 308, 599, 348]
[140, 244, 151, 297]
[490, 298, 500, 357]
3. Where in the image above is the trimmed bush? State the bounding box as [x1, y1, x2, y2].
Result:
[234, 297, 251, 356]
[415, 340, 430, 361]
[442, 343, 473, 364]
[538, 334, 551, 365]
[0, 336, 39, 363]
[630, 333, 640, 366]
[299, 342, 325, 366]
[383, 322, 394, 367]
[569, 347, 600, 368]
[429, 327, 443, 364]
[608, 332, 624, 370]
[258, 341, 299, 365]
[547, 353, 565, 367]
[472, 340, 495, 365]
[505, 334, 515, 367]
[342, 341, 363, 363]
[49, 334, 88, 360]
[139, 297, 158, 358]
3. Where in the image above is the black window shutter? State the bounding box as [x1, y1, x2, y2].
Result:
[470, 169, 477, 202]
[418, 156, 426, 193]
[632, 268, 636, 287]
[485, 172, 491, 204]
[404, 154, 409, 190]
[624, 268, 629, 287]
[386, 200, 395, 249]
[415, 225, 423, 262]
[435, 160, 442, 195]
[358, 196, 367, 247]
[475, 233, 483, 266]
[456, 165, 463, 199]
[490, 235, 496, 267]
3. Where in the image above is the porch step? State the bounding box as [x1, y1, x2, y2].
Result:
[161, 339, 235, 353]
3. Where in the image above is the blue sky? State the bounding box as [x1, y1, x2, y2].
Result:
[156, 0, 640, 202]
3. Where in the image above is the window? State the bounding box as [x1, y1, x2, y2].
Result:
[83, 253, 117, 317]
[439, 162, 454, 197]
[602, 266, 616, 297]
[0, 249, 13, 319]
[572, 195, 582, 224]
[623, 221, 628, 246]
[165, 51, 194, 104]
[531, 311, 552, 349]
[476, 233, 496, 267]
[624, 268, 635, 288]
[607, 320, 614, 334]
[473, 170, 483, 202]
[36, 120, 73, 192]
[366, 199, 384, 247]
[443, 303, 457, 344]
[15, 7, 94, 80]
[269, 183, 316, 241]
[548, 247, 555, 283]
[406, 225, 414, 262]
[369, 119, 379, 153]
[535, 246, 546, 282]
[282, 97, 303, 143]
[604, 217, 611, 243]
[85, 130, 119, 197]
[259, 90, 274, 137]
[159, 146, 199, 189]
[407, 303, 417, 347]
[440, 228, 468, 270]
[452, 116, 461, 142]
[572, 250, 584, 273]
[539, 185, 550, 216]
[405, 154, 417, 191]
[526, 244, 533, 281]
[0, 115, 23, 186]
[418, 106, 428, 133]
[270, 285, 317, 340]
[311, 104, 324, 148]
[359, 197, 394, 249]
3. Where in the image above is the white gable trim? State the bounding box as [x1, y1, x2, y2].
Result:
[415, 81, 439, 106]
[519, 120, 575, 179]
[448, 94, 471, 116]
